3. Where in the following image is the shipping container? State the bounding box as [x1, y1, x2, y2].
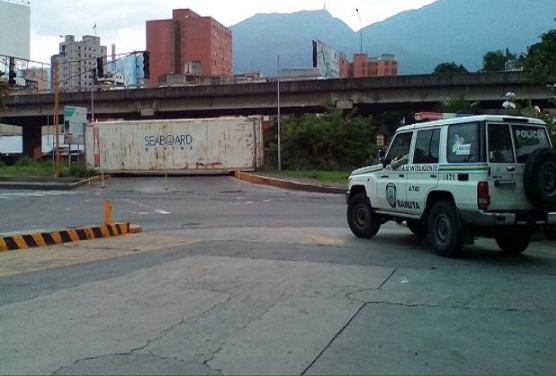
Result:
[85, 117, 264, 173]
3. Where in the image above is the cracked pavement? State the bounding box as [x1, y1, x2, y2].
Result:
[1, 176, 555, 374]
[2, 243, 555, 374]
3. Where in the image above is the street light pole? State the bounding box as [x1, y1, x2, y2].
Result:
[91, 80, 95, 122]
[277, 55, 282, 171]
[53, 60, 61, 177]
[356, 8, 363, 53]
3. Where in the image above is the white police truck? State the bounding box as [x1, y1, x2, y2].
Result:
[346, 115, 556, 257]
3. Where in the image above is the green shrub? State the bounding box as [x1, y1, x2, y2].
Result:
[270, 108, 377, 171]
[14, 157, 38, 167]
[0, 157, 97, 178]
[62, 164, 96, 178]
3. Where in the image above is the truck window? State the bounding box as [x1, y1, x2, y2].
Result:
[488, 124, 514, 163]
[447, 123, 478, 163]
[414, 129, 440, 164]
[513, 125, 550, 163]
[385, 132, 413, 168]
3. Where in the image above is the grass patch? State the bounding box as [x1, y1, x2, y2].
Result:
[257, 169, 350, 184]
[0, 158, 96, 178]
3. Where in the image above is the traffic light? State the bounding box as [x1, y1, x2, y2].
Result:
[8, 69, 16, 87]
[143, 51, 150, 79]
[96, 57, 104, 78]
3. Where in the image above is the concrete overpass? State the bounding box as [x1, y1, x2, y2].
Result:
[1, 71, 553, 159]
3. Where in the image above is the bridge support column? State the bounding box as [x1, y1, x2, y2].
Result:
[22, 125, 42, 161]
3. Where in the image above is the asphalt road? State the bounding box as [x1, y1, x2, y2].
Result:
[0, 176, 555, 374]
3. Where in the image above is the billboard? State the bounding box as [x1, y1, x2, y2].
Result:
[0, 1, 30, 60]
[63, 106, 88, 145]
[116, 53, 138, 88]
[312, 40, 345, 79]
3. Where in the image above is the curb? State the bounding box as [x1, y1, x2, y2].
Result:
[0, 175, 104, 191]
[0, 222, 139, 252]
[233, 171, 346, 194]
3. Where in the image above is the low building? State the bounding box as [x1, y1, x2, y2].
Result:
[23, 68, 49, 92]
[350, 53, 398, 78]
[279, 68, 322, 81]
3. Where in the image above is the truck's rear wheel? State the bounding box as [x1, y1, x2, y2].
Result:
[495, 226, 531, 255]
[428, 200, 462, 257]
[347, 193, 381, 238]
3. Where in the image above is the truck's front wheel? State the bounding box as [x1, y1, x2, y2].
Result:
[347, 193, 381, 238]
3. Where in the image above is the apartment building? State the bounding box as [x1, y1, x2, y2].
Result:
[51, 35, 107, 92]
[146, 9, 232, 87]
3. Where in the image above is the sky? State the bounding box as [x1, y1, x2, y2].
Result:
[26, 0, 440, 66]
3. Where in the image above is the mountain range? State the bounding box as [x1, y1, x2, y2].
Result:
[230, 0, 556, 76]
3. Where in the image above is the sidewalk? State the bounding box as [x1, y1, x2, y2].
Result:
[0, 176, 102, 190]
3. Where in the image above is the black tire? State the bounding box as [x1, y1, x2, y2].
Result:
[406, 219, 428, 236]
[428, 200, 463, 257]
[495, 226, 531, 255]
[524, 148, 556, 210]
[347, 193, 381, 238]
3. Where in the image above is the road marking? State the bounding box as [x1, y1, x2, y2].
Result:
[305, 234, 345, 247]
[123, 199, 171, 215]
[0, 191, 80, 200]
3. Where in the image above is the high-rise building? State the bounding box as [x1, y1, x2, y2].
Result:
[146, 9, 233, 88]
[51, 35, 107, 92]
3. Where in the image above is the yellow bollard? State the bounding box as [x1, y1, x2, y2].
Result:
[104, 199, 112, 225]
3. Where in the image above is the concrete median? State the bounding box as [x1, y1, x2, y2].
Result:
[233, 171, 345, 194]
[0, 223, 141, 252]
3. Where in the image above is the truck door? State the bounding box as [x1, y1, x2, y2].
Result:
[406, 128, 441, 215]
[375, 132, 412, 212]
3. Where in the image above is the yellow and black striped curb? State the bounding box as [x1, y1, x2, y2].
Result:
[0, 223, 138, 252]
[233, 171, 346, 194]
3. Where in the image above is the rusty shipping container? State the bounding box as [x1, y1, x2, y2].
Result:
[85, 117, 264, 173]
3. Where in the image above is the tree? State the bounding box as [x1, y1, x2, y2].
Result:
[0, 72, 8, 111]
[433, 62, 468, 74]
[271, 107, 376, 170]
[523, 29, 556, 82]
[435, 96, 478, 114]
[482, 49, 518, 72]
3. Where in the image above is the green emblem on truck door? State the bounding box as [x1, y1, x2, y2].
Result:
[386, 183, 397, 209]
